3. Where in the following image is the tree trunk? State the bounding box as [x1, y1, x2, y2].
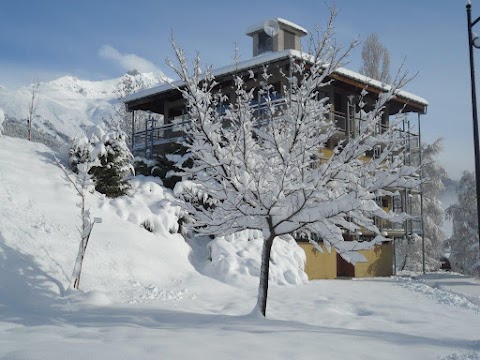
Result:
[70, 238, 86, 289]
[70, 194, 92, 290]
[400, 244, 409, 271]
[256, 233, 275, 317]
[27, 119, 32, 142]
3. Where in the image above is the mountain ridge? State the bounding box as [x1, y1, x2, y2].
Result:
[0, 72, 167, 146]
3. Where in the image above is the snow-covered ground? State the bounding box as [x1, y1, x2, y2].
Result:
[0, 136, 479, 360]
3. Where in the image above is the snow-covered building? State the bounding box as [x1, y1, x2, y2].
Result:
[124, 19, 427, 279]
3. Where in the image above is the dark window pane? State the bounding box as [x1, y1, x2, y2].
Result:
[258, 31, 273, 54]
[284, 30, 295, 50]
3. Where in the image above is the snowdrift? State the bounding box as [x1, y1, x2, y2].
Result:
[206, 230, 308, 286]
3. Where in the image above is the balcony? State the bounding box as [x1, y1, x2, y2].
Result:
[132, 98, 420, 161]
[132, 121, 188, 153]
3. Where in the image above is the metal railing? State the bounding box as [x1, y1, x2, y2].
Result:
[132, 120, 189, 152]
[133, 99, 420, 156]
[374, 216, 423, 235]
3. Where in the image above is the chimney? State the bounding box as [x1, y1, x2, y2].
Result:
[246, 18, 308, 57]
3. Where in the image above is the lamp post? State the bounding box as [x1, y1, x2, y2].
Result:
[467, 1, 480, 252]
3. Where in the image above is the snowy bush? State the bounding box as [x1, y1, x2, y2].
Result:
[141, 219, 155, 233]
[207, 230, 308, 286]
[69, 124, 134, 198]
[102, 176, 183, 236]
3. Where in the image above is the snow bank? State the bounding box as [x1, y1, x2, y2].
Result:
[206, 230, 308, 286]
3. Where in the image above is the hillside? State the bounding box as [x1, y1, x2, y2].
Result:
[0, 72, 167, 147]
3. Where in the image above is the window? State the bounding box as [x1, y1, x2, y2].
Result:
[284, 30, 295, 50]
[258, 31, 273, 54]
[334, 92, 345, 113]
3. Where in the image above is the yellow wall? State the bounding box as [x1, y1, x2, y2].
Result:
[298, 242, 393, 279]
[355, 243, 393, 278]
[298, 243, 337, 279]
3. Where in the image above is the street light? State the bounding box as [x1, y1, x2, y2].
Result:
[466, 0, 480, 252]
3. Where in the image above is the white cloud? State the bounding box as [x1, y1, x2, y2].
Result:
[99, 45, 160, 73]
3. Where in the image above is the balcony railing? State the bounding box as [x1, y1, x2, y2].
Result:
[132, 120, 189, 152]
[132, 98, 420, 157]
[374, 216, 423, 236]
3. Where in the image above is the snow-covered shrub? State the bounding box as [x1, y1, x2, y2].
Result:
[69, 124, 134, 198]
[102, 175, 183, 236]
[134, 157, 160, 177]
[141, 219, 155, 233]
[206, 230, 308, 286]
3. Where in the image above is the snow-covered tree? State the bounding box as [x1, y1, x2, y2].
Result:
[446, 172, 480, 276]
[401, 139, 447, 271]
[55, 158, 102, 290]
[26, 81, 40, 142]
[69, 125, 134, 198]
[0, 108, 4, 137]
[360, 33, 391, 84]
[168, 11, 421, 317]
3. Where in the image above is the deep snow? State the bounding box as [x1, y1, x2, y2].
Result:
[0, 136, 479, 360]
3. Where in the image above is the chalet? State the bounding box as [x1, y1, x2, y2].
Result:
[124, 19, 427, 279]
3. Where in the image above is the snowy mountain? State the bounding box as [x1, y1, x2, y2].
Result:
[0, 72, 167, 146]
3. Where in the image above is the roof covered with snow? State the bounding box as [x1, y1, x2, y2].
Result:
[245, 18, 308, 36]
[124, 50, 428, 108]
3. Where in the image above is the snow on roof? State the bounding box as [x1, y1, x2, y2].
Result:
[246, 18, 308, 36]
[334, 66, 428, 106]
[125, 49, 428, 107]
[124, 51, 294, 103]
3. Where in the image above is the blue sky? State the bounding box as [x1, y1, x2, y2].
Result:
[0, 0, 476, 179]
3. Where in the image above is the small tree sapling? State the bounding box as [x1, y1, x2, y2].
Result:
[55, 158, 102, 290]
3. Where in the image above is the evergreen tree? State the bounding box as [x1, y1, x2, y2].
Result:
[69, 124, 134, 198]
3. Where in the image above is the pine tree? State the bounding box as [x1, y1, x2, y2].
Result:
[69, 125, 134, 198]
